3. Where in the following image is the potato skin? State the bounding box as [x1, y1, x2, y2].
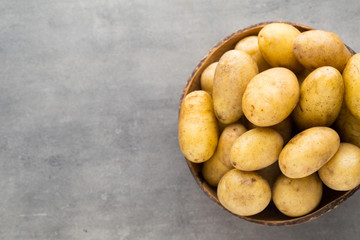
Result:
[217, 169, 271, 216]
[272, 173, 323, 217]
[293, 30, 352, 72]
[200, 62, 218, 94]
[319, 143, 360, 191]
[202, 123, 247, 186]
[242, 67, 299, 127]
[293, 66, 344, 129]
[335, 104, 360, 147]
[234, 36, 271, 72]
[343, 53, 360, 120]
[178, 91, 218, 163]
[258, 23, 303, 72]
[230, 128, 284, 171]
[213, 50, 258, 124]
[279, 127, 340, 178]
[256, 161, 282, 187]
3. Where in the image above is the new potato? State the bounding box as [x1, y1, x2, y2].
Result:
[279, 127, 340, 178]
[178, 91, 218, 163]
[230, 128, 284, 171]
[343, 53, 360, 119]
[293, 66, 344, 129]
[293, 30, 352, 72]
[242, 67, 300, 127]
[200, 62, 218, 94]
[213, 50, 258, 124]
[335, 104, 360, 148]
[217, 169, 271, 216]
[202, 123, 247, 186]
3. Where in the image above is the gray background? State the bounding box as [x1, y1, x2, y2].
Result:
[0, 0, 359, 239]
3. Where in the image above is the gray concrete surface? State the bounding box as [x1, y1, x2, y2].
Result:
[0, 0, 360, 239]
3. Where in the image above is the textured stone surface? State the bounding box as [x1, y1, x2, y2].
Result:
[0, 0, 360, 239]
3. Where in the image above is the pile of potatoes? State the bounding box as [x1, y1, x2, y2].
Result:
[178, 23, 360, 218]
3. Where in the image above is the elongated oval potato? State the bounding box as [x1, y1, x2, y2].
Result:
[293, 66, 344, 129]
[319, 143, 360, 191]
[335, 104, 360, 147]
[202, 123, 247, 186]
[272, 173, 323, 217]
[242, 67, 300, 127]
[343, 53, 360, 119]
[258, 23, 303, 72]
[293, 30, 352, 72]
[231, 128, 284, 171]
[245, 117, 293, 143]
[200, 62, 218, 94]
[234, 36, 271, 72]
[213, 50, 258, 124]
[279, 127, 340, 178]
[217, 169, 271, 216]
[178, 91, 218, 163]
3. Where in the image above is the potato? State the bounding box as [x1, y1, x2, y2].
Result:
[257, 161, 281, 187]
[343, 53, 360, 119]
[230, 128, 283, 171]
[293, 30, 352, 72]
[178, 91, 218, 163]
[217, 169, 271, 216]
[293, 66, 344, 129]
[279, 127, 340, 178]
[213, 50, 258, 124]
[200, 62, 218, 94]
[335, 104, 360, 147]
[202, 123, 247, 186]
[242, 67, 299, 127]
[234, 36, 271, 72]
[319, 143, 360, 191]
[272, 173, 323, 217]
[258, 23, 303, 72]
[245, 117, 293, 143]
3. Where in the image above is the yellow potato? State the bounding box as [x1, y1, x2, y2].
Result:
[343, 53, 360, 119]
[279, 127, 340, 178]
[234, 36, 271, 72]
[319, 143, 360, 191]
[258, 23, 303, 72]
[256, 161, 281, 187]
[245, 117, 293, 143]
[293, 30, 352, 72]
[202, 123, 247, 186]
[213, 50, 258, 124]
[242, 67, 299, 127]
[335, 104, 360, 147]
[230, 128, 283, 171]
[200, 62, 218, 94]
[217, 169, 271, 216]
[178, 91, 218, 163]
[293, 66, 344, 129]
[272, 173, 323, 217]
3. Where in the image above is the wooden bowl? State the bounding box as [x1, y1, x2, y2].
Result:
[179, 21, 360, 226]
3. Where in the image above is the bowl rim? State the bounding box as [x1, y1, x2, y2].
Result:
[179, 21, 359, 226]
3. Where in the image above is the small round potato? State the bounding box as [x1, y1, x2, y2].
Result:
[319, 143, 360, 191]
[217, 169, 271, 216]
[213, 50, 258, 124]
[279, 127, 340, 178]
[230, 128, 284, 171]
[343, 53, 360, 120]
[178, 91, 218, 163]
[234, 36, 271, 72]
[242, 67, 300, 127]
[258, 23, 303, 72]
[245, 117, 293, 143]
[293, 30, 352, 72]
[293, 66, 344, 129]
[200, 62, 218, 94]
[335, 104, 360, 147]
[272, 173, 323, 217]
[202, 157, 233, 187]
